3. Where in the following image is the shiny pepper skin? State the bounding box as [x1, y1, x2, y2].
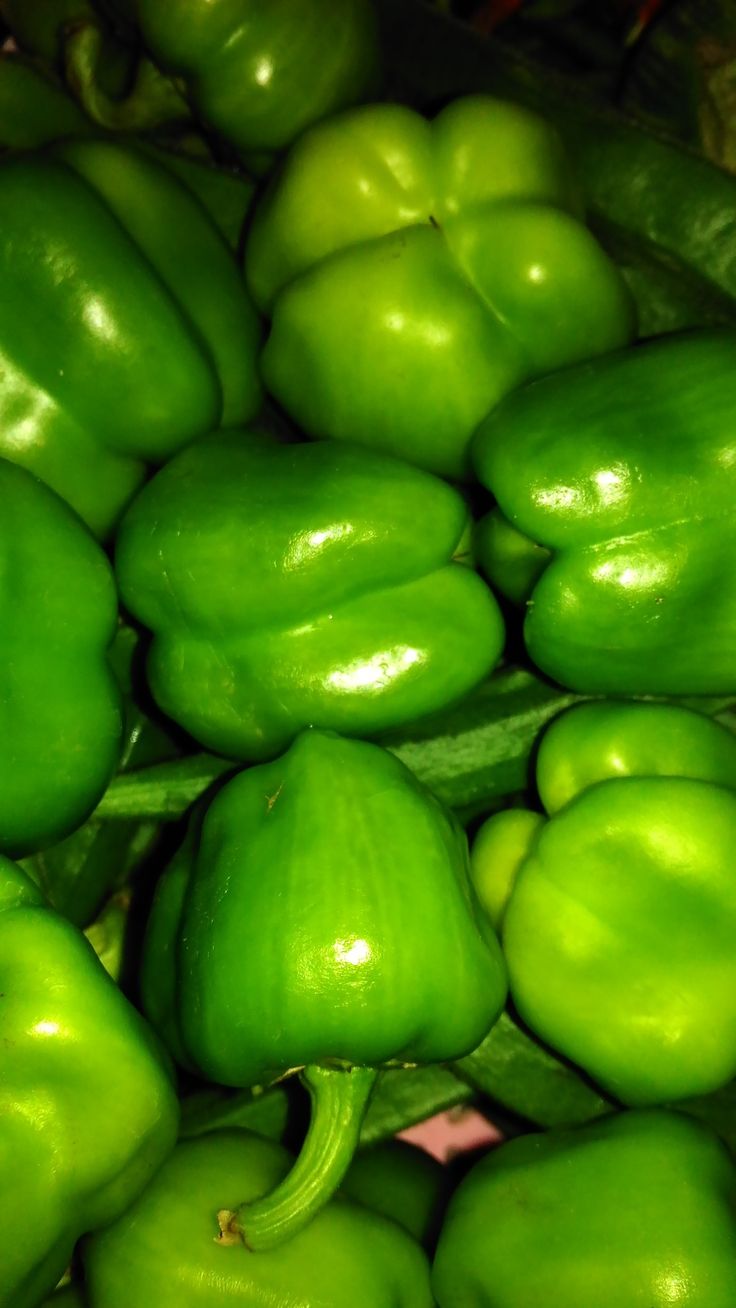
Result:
[140, 729, 506, 1248]
[115, 429, 505, 761]
[82, 1130, 435, 1308]
[473, 328, 736, 695]
[474, 702, 736, 1105]
[0, 457, 121, 856]
[0, 136, 261, 537]
[245, 94, 635, 479]
[0, 858, 178, 1308]
[433, 1110, 736, 1308]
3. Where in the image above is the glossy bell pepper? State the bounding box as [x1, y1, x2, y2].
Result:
[0, 857, 178, 1308]
[115, 429, 505, 760]
[432, 1108, 736, 1308]
[61, 0, 381, 170]
[140, 729, 506, 1248]
[245, 93, 635, 480]
[473, 328, 736, 695]
[0, 457, 121, 856]
[0, 136, 261, 537]
[82, 1129, 434, 1307]
[473, 701, 736, 1105]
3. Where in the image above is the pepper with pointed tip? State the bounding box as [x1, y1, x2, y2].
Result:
[141, 729, 506, 1249]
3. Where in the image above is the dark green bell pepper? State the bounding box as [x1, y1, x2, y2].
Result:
[0, 857, 178, 1307]
[140, 729, 506, 1248]
[0, 457, 121, 856]
[474, 701, 736, 1105]
[115, 429, 505, 760]
[341, 1139, 449, 1251]
[62, 0, 381, 170]
[473, 328, 736, 695]
[245, 94, 635, 480]
[432, 1108, 736, 1307]
[0, 52, 95, 148]
[0, 136, 261, 537]
[82, 1129, 434, 1307]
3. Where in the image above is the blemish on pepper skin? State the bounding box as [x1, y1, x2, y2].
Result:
[265, 783, 284, 813]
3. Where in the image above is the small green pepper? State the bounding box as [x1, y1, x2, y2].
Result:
[0, 858, 178, 1308]
[432, 1109, 736, 1308]
[245, 94, 634, 479]
[115, 429, 505, 760]
[141, 729, 506, 1248]
[475, 702, 736, 1105]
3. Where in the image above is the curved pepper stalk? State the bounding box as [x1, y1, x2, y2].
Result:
[218, 1065, 378, 1250]
[65, 19, 190, 131]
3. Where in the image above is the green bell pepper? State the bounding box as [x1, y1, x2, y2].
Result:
[82, 1129, 434, 1307]
[473, 328, 736, 695]
[0, 52, 96, 148]
[62, 0, 381, 170]
[140, 729, 506, 1248]
[0, 136, 261, 537]
[245, 94, 635, 480]
[432, 1108, 736, 1307]
[115, 429, 505, 760]
[475, 701, 736, 1105]
[0, 857, 178, 1308]
[0, 0, 189, 130]
[341, 1139, 449, 1251]
[0, 457, 121, 856]
[19, 621, 179, 925]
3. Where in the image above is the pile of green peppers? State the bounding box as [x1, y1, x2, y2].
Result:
[3, 1, 736, 1304]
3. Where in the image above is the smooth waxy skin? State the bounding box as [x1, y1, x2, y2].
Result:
[498, 703, 736, 1104]
[83, 1130, 435, 1308]
[0, 858, 178, 1308]
[0, 138, 261, 536]
[144, 729, 506, 1085]
[473, 328, 736, 694]
[141, 730, 505, 1244]
[536, 700, 736, 813]
[0, 458, 121, 855]
[116, 430, 505, 761]
[104, 0, 380, 159]
[432, 1110, 736, 1308]
[246, 95, 634, 479]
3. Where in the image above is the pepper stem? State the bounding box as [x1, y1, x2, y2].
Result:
[64, 21, 190, 132]
[218, 1063, 378, 1251]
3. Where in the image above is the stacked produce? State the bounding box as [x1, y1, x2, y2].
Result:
[2, 1, 736, 1304]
